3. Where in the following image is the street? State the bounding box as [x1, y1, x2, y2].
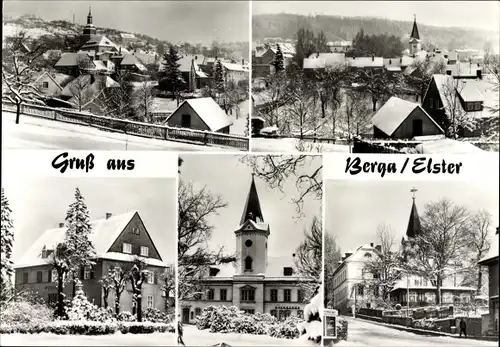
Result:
[1, 112, 233, 151]
[182, 324, 318, 346]
[332, 317, 498, 346]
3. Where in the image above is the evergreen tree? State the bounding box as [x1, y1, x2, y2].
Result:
[161, 45, 183, 100]
[294, 27, 316, 69]
[213, 60, 225, 91]
[314, 30, 329, 53]
[1, 188, 14, 301]
[64, 187, 96, 299]
[271, 44, 284, 73]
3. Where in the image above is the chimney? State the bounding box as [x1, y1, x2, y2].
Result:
[316, 52, 319, 58]
[59, 222, 64, 228]
[370, 243, 374, 247]
[477, 69, 482, 80]
[242, 58, 244, 65]
[375, 245, 382, 252]
[400, 57, 402, 63]
[106, 213, 112, 219]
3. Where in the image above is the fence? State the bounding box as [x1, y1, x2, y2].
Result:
[353, 138, 404, 153]
[3, 103, 249, 150]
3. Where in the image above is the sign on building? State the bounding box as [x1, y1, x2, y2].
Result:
[323, 308, 337, 338]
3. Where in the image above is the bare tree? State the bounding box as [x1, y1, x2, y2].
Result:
[177, 180, 235, 300]
[161, 266, 175, 313]
[134, 82, 155, 123]
[294, 216, 322, 301]
[108, 266, 127, 315]
[345, 90, 372, 140]
[324, 233, 342, 308]
[46, 243, 71, 318]
[258, 72, 290, 131]
[68, 75, 92, 112]
[98, 275, 113, 309]
[404, 199, 471, 305]
[441, 75, 477, 138]
[240, 155, 322, 216]
[354, 68, 403, 112]
[128, 258, 148, 322]
[96, 71, 134, 119]
[2, 31, 46, 124]
[466, 210, 492, 294]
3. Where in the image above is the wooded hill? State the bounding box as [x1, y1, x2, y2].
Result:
[252, 13, 499, 52]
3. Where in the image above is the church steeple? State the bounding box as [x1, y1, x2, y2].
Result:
[406, 187, 422, 238]
[410, 15, 420, 40]
[239, 173, 264, 226]
[87, 6, 93, 25]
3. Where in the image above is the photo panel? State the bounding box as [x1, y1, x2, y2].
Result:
[2, 1, 250, 152]
[177, 153, 323, 346]
[251, 1, 499, 154]
[323, 178, 499, 346]
[1, 150, 178, 346]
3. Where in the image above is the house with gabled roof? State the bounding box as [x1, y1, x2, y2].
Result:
[371, 96, 444, 139]
[179, 175, 314, 324]
[33, 72, 75, 97]
[14, 211, 169, 312]
[164, 97, 233, 133]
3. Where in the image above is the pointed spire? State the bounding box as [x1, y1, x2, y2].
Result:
[410, 15, 420, 40]
[406, 188, 421, 238]
[239, 173, 264, 226]
[87, 5, 93, 25]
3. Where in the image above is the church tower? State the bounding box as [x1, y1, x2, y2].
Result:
[402, 187, 422, 260]
[409, 15, 422, 56]
[81, 6, 97, 45]
[234, 174, 269, 275]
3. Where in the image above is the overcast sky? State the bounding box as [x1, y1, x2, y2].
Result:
[2, 176, 177, 265]
[3, 0, 249, 43]
[253, 1, 500, 32]
[326, 180, 499, 254]
[179, 154, 321, 257]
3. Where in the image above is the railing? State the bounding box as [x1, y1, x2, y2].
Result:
[3, 102, 249, 150]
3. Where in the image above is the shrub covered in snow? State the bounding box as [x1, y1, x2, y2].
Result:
[0, 301, 53, 326]
[66, 287, 114, 323]
[118, 321, 170, 334]
[412, 318, 437, 330]
[268, 315, 302, 339]
[141, 308, 172, 324]
[117, 311, 136, 322]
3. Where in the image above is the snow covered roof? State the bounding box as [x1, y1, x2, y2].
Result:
[81, 35, 118, 50]
[221, 62, 248, 72]
[347, 57, 384, 68]
[304, 53, 346, 69]
[15, 211, 166, 269]
[445, 62, 481, 77]
[415, 139, 484, 154]
[34, 72, 74, 90]
[55, 52, 93, 67]
[371, 96, 443, 136]
[120, 33, 136, 39]
[120, 53, 147, 71]
[167, 97, 232, 132]
[478, 232, 499, 265]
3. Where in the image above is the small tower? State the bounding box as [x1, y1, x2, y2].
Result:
[406, 187, 422, 239]
[234, 174, 269, 275]
[409, 15, 422, 56]
[81, 5, 97, 45]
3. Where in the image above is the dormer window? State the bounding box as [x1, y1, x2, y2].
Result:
[122, 243, 132, 254]
[283, 267, 293, 276]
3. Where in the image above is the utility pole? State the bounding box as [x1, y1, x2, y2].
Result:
[406, 273, 410, 323]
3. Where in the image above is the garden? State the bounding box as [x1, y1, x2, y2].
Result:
[0, 282, 175, 338]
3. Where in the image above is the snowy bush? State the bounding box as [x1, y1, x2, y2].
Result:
[66, 287, 114, 323]
[412, 318, 437, 330]
[117, 311, 136, 322]
[142, 307, 172, 323]
[0, 301, 53, 326]
[268, 315, 302, 339]
[118, 321, 170, 334]
[336, 317, 348, 341]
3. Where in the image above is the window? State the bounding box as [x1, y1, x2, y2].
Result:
[190, 311, 194, 320]
[140, 246, 149, 257]
[297, 289, 304, 303]
[466, 102, 474, 111]
[284, 289, 291, 302]
[195, 307, 201, 316]
[245, 240, 253, 247]
[122, 243, 132, 254]
[48, 293, 57, 304]
[42, 81, 49, 89]
[51, 269, 58, 283]
[271, 289, 278, 301]
[23, 272, 28, 284]
[220, 289, 227, 301]
[244, 256, 253, 271]
[283, 267, 293, 276]
[131, 227, 140, 235]
[357, 286, 364, 296]
[83, 266, 93, 280]
[241, 287, 255, 302]
[428, 98, 434, 109]
[435, 99, 440, 109]
[181, 114, 191, 128]
[147, 295, 154, 308]
[208, 288, 214, 300]
[270, 309, 277, 318]
[146, 271, 154, 284]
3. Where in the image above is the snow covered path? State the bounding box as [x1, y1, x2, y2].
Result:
[251, 137, 350, 153]
[1, 112, 232, 151]
[182, 324, 318, 346]
[330, 317, 497, 346]
[0, 332, 175, 346]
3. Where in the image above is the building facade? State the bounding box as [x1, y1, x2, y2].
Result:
[14, 211, 170, 312]
[478, 228, 499, 335]
[179, 175, 313, 324]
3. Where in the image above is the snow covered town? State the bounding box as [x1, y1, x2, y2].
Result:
[2, 5, 250, 151]
[251, 4, 500, 153]
[177, 154, 323, 346]
[324, 180, 499, 345]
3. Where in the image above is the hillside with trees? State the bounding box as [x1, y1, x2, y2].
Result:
[252, 13, 499, 52]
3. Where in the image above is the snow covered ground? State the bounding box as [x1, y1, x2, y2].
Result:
[182, 324, 318, 346]
[0, 332, 175, 346]
[229, 99, 249, 136]
[330, 317, 497, 346]
[251, 137, 350, 153]
[1, 112, 232, 151]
